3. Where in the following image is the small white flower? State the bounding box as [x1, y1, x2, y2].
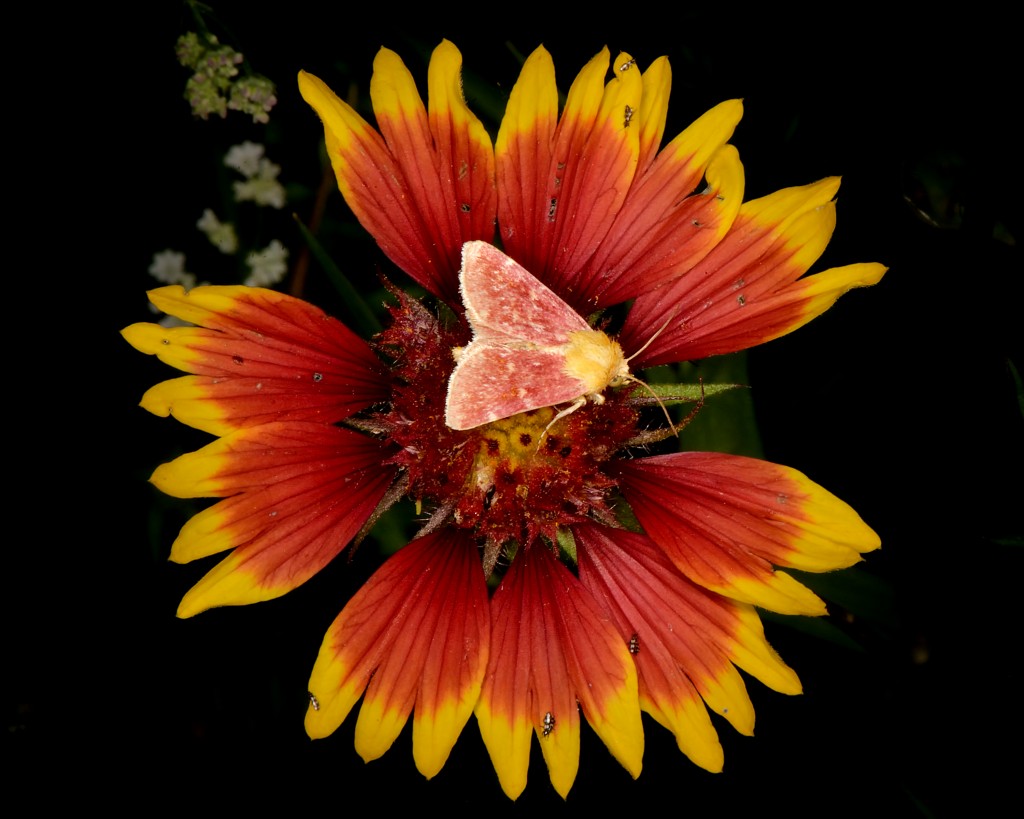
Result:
[148, 250, 196, 287]
[196, 208, 239, 254]
[225, 143, 286, 208]
[245, 239, 289, 287]
[224, 141, 265, 178]
[233, 157, 286, 209]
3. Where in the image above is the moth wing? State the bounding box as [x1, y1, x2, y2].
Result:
[445, 342, 588, 430]
[460, 240, 590, 346]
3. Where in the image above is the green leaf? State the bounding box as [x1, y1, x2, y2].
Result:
[1009, 356, 1023, 420]
[761, 610, 867, 652]
[645, 353, 764, 458]
[370, 501, 415, 556]
[789, 566, 897, 625]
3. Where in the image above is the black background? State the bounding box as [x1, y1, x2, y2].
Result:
[17, 3, 1020, 813]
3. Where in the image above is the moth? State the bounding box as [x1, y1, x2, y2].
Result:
[444, 241, 634, 431]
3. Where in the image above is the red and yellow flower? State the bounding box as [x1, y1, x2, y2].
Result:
[124, 40, 884, 799]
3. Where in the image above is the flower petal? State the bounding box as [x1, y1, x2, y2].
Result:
[495, 46, 606, 282]
[633, 56, 671, 174]
[495, 45, 559, 277]
[498, 45, 627, 299]
[152, 422, 396, 617]
[582, 140, 745, 307]
[542, 50, 643, 298]
[475, 543, 643, 799]
[575, 523, 801, 771]
[425, 41, 499, 262]
[122, 285, 386, 435]
[300, 40, 496, 304]
[623, 177, 887, 364]
[615, 452, 880, 615]
[305, 531, 490, 780]
[496, 51, 743, 313]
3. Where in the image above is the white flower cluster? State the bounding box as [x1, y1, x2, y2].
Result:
[225, 141, 286, 209]
[196, 209, 239, 254]
[244, 239, 290, 287]
[148, 250, 200, 325]
[148, 250, 196, 289]
[147, 145, 288, 298]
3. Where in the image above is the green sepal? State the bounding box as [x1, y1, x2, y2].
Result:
[624, 381, 742, 405]
[665, 354, 765, 458]
[612, 497, 644, 534]
[556, 526, 578, 565]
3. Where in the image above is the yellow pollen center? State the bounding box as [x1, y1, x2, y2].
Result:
[473, 408, 556, 473]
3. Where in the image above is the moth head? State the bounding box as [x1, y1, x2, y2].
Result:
[563, 329, 629, 394]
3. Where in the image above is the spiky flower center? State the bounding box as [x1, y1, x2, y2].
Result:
[372, 289, 642, 572]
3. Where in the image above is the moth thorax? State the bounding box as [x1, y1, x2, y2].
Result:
[564, 330, 629, 393]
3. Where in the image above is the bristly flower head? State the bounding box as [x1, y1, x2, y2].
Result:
[124, 40, 885, 800]
[176, 31, 276, 123]
[229, 75, 278, 124]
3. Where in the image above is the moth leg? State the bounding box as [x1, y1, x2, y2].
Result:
[538, 396, 587, 447]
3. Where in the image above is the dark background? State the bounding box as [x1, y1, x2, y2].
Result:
[17, 3, 1020, 813]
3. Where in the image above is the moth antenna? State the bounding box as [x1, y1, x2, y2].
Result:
[618, 309, 689, 435]
[624, 312, 677, 365]
[625, 374, 678, 436]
